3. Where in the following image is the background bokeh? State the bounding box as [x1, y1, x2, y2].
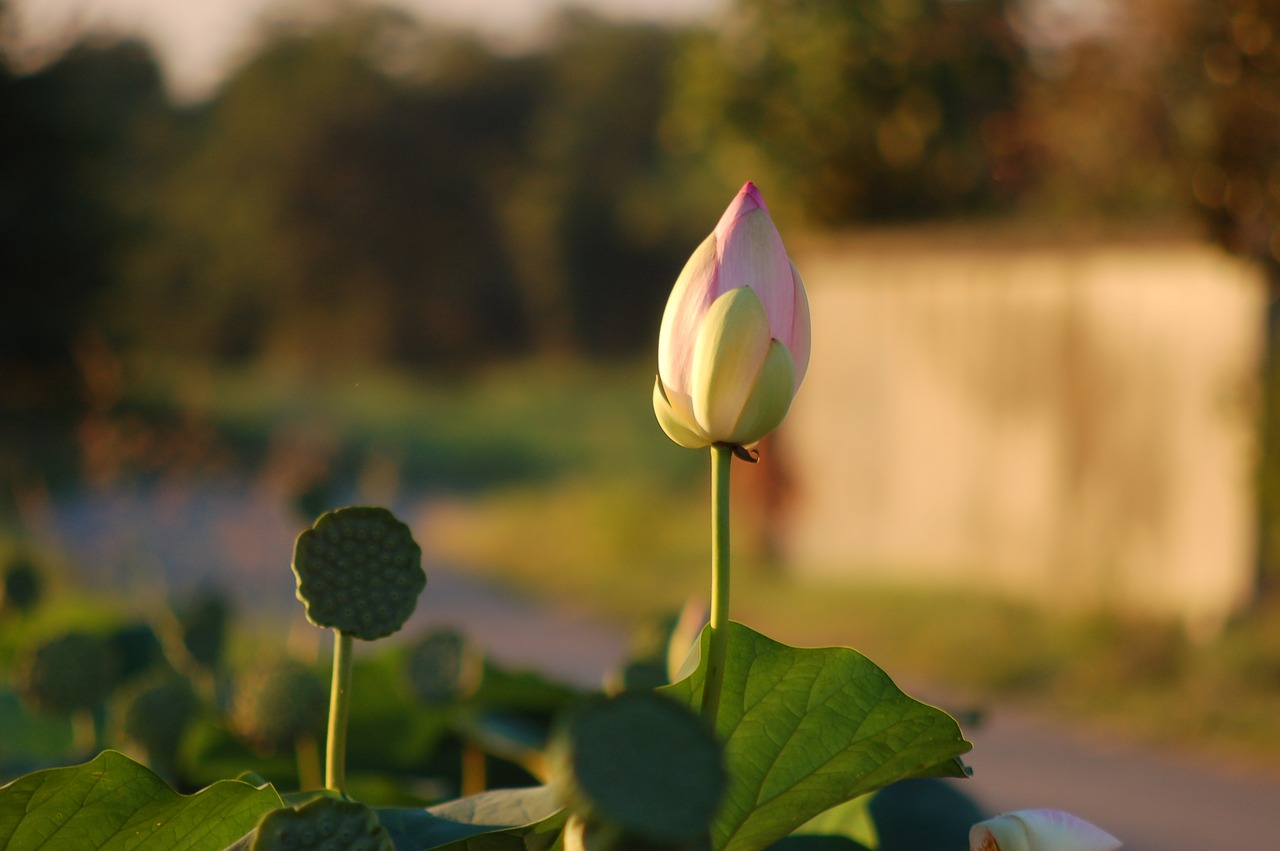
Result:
[4, 0, 1280, 783]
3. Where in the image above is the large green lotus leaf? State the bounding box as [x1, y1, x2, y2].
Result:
[376, 784, 563, 851]
[0, 750, 282, 850]
[660, 622, 971, 851]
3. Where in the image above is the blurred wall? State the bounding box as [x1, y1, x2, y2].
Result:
[781, 230, 1265, 630]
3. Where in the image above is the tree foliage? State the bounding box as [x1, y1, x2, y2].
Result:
[663, 0, 1024, 224]
[6, 0, 1279, 375]
[1184, 0, 1280, 269]
[96, 7, 702, 366]
[0, 28, 172, 482]
[116, 11, 539, 366]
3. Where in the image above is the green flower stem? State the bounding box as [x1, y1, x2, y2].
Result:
[326, 630, 354, 793]
[461, 741, 487, 797]
[296, 733, 323, 791]
[701, 444, 732, 728]
[71, 708, 97, 756]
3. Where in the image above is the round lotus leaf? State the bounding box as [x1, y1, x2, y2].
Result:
[292, 506, 425, 640]
[109, 622, 166, 684]
[120, 674, 200, 766]
[551, 692, 725, 845]
[230, 660, 328, 754]
[2, 555, 42, 613]
[250, 796, 393, 851]
[178, 593, 231, 670]
[404, 628, 482, 705]
[18, 631, 121, 716]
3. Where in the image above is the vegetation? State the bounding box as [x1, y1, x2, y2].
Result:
[0, 492, 974, 850]
[4, 0, 1269, 380]
[4, 0, 1280, 810]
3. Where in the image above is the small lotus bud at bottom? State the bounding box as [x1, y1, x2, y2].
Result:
[969, 809, 1121, 851]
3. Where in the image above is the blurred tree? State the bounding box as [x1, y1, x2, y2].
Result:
[505, 11, 702, 355]
[1184, 0, 1280, 265]
[662, 0, 1024, 225]
[120, 9, 556, 367]
[0, 23, 171, 475]
[1005, 0, 1203, 219]
[117, 10, 413, 365]
[276, 31, 539, 364]
[1180, 0, 1280, 588]
[119, 8, 705, 364]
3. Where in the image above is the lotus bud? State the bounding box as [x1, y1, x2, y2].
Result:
[970, 809, 1121, 851]
[654, 182, 810, 449]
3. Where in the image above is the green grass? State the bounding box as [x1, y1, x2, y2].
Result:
[122, 354, 701, 492]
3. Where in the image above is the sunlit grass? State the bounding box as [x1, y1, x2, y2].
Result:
[123, 354, 703, 492]
[425, 477, 708, 615]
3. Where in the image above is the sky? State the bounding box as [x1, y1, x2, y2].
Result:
[7, 0, 725, 100]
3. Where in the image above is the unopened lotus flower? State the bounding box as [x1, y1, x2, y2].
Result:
[654, 182, 810, 449]
[970, 809, 1121, 851]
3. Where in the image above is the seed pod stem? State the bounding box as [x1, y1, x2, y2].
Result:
[325, 630, 354, 793]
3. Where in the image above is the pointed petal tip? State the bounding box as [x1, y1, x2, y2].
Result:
[739, 181, 767, 211]
[717, 183, 768, 236]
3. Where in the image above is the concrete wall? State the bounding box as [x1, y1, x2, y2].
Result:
[777, 230, 1265, 629]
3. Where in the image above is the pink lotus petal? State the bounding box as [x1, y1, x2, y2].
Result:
[654, 181, 811, 447]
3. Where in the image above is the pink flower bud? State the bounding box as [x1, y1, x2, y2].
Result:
[654, 183, 810, 448]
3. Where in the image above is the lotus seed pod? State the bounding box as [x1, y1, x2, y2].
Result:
[404, 628, 482, 705]
[120, 674, 199, 768]
[250, 796, 393, 851]
[230, 660, 328, 754]
[550, 692, 724, 846]
[563, 814, 710, 851]
[18, 631, 121, 716]
[1, 555, 42, 614]
[293, 506, 425, 640]
[109, 622, 166, 685]
[178, 593, 231, 670]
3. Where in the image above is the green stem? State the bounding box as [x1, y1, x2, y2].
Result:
[296, 733, 323, 792]
[701, 444, 732, 728]
[326, 630, 354, 793]
[70, 708, 97, 756]
[461, 741, 487, 797]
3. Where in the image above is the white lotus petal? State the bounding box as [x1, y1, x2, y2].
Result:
[970, 809, 1121, 851]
